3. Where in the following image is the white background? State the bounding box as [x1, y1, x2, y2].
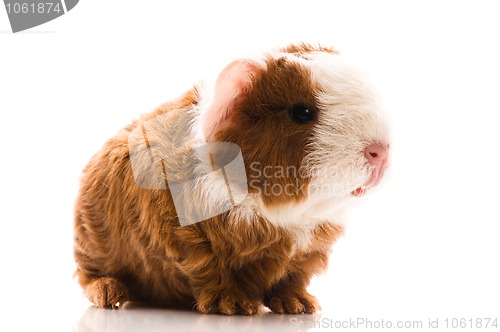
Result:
[1, 1, 499, 331]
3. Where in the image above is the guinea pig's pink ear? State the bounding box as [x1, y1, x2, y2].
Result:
[202, 59, 264, 141]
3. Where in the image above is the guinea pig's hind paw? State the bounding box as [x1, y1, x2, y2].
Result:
[267, 290, 320, 314]
[84, 277, 129, 309]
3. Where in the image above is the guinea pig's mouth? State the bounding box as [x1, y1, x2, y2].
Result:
[351, 186, 368, 197]
[351, 165, 387, 197]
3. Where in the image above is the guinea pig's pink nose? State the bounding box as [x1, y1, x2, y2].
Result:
[364, 144, 389, 168]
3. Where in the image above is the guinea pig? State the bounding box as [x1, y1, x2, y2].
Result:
[74, 43, 390, 315]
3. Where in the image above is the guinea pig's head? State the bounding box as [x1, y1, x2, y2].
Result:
[201, 44, 390, 224]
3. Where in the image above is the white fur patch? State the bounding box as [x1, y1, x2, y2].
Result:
[254, 197, 347, 251]
[302, 53, 390, 201]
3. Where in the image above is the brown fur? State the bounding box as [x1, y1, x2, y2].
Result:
[279, 43, 338, 56]
[218, 55, 319, 206]
[74, 45, 344, 315]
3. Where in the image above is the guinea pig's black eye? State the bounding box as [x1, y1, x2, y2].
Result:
[288, 104, 316, 124]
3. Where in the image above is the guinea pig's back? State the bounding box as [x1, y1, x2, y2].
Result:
[73, 87, 201, 302]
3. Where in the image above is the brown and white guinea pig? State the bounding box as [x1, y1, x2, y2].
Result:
[74, 43, 390, 315]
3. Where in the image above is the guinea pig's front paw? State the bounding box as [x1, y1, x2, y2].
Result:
[84, 277, 129, 309]
[196, 288, 261, 315]
[266, 289, 320, 314]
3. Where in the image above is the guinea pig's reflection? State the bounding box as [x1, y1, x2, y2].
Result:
[73, 303, 318, 332]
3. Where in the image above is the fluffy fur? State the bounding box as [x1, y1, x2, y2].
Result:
[74, 43, 389, 315]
